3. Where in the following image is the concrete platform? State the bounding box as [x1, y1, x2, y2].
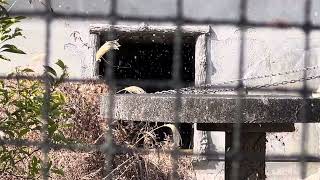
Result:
[100, 94, 320, 123]
[100, 94, 320, 179]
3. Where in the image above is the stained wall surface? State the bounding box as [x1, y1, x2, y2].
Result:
[2, 0, 320, 179]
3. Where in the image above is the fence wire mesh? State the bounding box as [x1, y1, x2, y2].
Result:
[1, 0, 320, 179]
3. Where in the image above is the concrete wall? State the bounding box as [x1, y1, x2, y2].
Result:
[2, 0, 320, 179]
[2, 0, 319, 77]
[209, 26, 320, 179]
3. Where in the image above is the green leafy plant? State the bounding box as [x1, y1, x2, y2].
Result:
[0, 0, 25, 61]
[0, 61, 71, 178]
[0, 1, 71, 178]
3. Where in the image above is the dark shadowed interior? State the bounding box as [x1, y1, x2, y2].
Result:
[98, 33, 195, 92]
[98, 32, 196, 149]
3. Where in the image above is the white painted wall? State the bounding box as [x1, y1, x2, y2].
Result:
[2, 0, 320, 179]
[2, 0, 319, 77]
[210, 27, 320, 179]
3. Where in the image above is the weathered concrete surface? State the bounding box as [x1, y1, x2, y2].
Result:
[209, 27, 320, 179]
[197, 123, 295, 132]
[192, 29, 222, 178]
[2, 0, 319, 78]
[100, 94, 320, 123]
[2, 1, 320, 179]
[265, 123, 320, 179]
[210, 28, 320, 91]
[193, 130, 225, 180]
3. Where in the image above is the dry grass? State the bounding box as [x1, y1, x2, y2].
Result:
[48, 82, 195, 180]
[1, 81, 194, 179]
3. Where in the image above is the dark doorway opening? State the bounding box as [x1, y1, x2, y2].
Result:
[98, 32, 195, 149]
[98, 33, 195, 92]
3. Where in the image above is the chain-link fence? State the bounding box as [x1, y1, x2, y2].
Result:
[1, 0, 320, 179]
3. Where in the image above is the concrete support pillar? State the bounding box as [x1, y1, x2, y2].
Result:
[225, 132, 266, 180]
[193, 27, 225, 179]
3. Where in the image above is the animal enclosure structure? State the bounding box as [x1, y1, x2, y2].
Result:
[99, 25, 320, 179]
[2, 0, 320, 180]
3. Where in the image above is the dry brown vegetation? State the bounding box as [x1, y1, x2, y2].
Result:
[47, 82, 195, 180]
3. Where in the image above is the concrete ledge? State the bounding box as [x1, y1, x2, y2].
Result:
[90, 24, 211, 35]
[100, 94, 320, 123]
[197, 123, 295, 132]
[89, 24, 211, 43]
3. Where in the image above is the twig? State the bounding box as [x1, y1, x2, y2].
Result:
[14, 148, 41, 165]
[132, 125, 173, 147]
[0, 148, 41, 174]
[137, 156, 143, 180]
[114, 157, 139, 180]
[93, 132, 106, 144]
[81, 167, 103, 180]
[144, 157, 149, 179]
[102, 156, 136, 180]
